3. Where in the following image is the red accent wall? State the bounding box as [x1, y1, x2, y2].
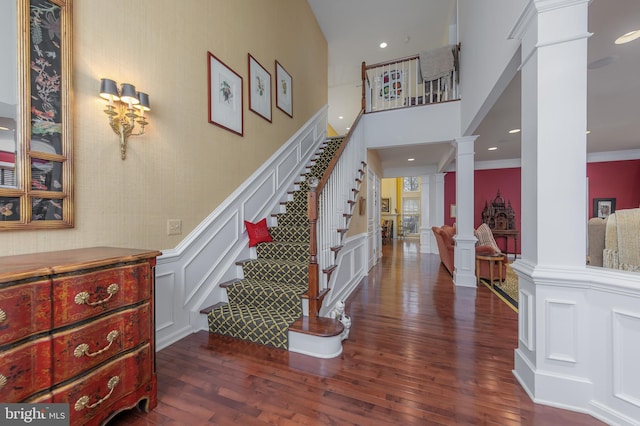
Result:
[444, 168, 521, 253]
[587, 160, 640, 217]
[443, 159, 640, 255]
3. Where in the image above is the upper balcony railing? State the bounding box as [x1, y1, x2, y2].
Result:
[362, 45, 460, 113]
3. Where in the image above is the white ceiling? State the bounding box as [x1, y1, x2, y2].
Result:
[307, 0, 640, 174]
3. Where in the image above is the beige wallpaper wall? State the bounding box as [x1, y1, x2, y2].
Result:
[3, 0, 328, 256]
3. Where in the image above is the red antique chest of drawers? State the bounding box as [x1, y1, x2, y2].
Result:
[0, 247, 161, 426]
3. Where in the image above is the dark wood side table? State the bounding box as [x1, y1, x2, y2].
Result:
[491, 229, 519, 259]
[476, 253, 505, 287]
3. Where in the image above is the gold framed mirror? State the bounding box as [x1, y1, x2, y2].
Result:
[0, 0, 73, 230]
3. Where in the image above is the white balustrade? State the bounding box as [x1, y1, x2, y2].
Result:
[364, 55, 458, 113]
[315, 124, 365, 290]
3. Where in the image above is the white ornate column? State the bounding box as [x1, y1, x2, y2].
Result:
[420, 173, 445, 253]
[453, 136, 477, 287]
[510, 0, 591, 409]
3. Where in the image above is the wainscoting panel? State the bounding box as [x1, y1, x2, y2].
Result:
[321, 234, 367, 317]
[183, 211, 240, 306]
[612, 309, 640, 407]
[545, 299, 578, 363]
[519, 288, 534, 351]
[155, 270, 176, 332]
[242, 172, 277, 222]
[276, 143, 303, 188]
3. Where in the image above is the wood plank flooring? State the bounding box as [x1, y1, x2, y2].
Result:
[110, 239, 604, 425]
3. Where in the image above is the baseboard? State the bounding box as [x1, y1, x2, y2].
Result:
[155, 325, 194, 352]
[288, 330, 343, 359]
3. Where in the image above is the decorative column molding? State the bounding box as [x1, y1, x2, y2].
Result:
[453, 136, 477, 288]
[509, 0, 592, 411]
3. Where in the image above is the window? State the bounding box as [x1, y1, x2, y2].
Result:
[403, 176, 419, 192]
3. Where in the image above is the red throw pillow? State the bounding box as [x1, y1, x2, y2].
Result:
[244, 218, 273, 247]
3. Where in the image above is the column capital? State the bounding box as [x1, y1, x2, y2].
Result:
[453, 135, 478, 147]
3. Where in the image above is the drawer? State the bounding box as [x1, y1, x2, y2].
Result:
[52, 304, 150, 384]
[0, 279, 51, 345]
[52, 344, 152, 426]
[53, 263, 151, 327]
[0, 336, 52, 402]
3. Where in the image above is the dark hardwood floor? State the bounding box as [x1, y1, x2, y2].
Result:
[111, 239, 604, 425]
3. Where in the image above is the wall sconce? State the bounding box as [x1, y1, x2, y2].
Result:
[99, 78, 150, 160]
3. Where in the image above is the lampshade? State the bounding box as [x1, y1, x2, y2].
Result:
[135, 92, 150, 111]
[99, 78, 120, 101]
[119, 83, 140, 105]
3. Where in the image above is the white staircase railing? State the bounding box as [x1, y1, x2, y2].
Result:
[307, 111, 366, 317]
[363, 50, 459, 114]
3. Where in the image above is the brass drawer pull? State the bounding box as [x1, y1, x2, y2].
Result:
[0, 374, 7, 390]
[73, 330, 119, 358]
[0, 308, 6, 323]
[74, 283, 119, 306]
[74, 376, 120, 411]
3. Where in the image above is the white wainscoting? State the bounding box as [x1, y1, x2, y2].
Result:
[155, 107, 328, 351]
[320, 233, 369, 318]
[512, 261, 640, 426]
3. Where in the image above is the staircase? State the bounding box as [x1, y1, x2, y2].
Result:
[206, 137, 347, 350]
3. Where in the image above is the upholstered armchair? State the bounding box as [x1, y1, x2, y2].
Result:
[432, 225, 456, 275]
[432, 224, 506, 280]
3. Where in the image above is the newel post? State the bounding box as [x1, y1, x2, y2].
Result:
[307, 182, 320, 318]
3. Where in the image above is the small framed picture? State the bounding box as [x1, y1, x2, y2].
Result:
[275, 60, 293, 118]
[593, 198, 616, 218]
[381, 198, 390, 213]
[208, 52, 243, 136]
[248, 54, 271, 122]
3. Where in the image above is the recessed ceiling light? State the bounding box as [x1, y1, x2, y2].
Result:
[346, 127, 350, 131]
[508, 128, 520, 134]
[338, 116, 343, 120]
[379, 42, 388, 49]
[0, 126, 9, 131]
[586, 130, 591, 134]
[615, 30, 640, 45]
[488, 147, 498, 151]
[408, 158, 415, 162]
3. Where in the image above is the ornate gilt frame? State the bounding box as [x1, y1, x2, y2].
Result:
[0, 0, 73, 230]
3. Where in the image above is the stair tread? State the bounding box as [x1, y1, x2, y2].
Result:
[226, 277, 307, 290]
[200, 302, 227, 314]
[242, 258, 307, 267]
[210, 302, 301, 320]
[289, 316, 344, 337]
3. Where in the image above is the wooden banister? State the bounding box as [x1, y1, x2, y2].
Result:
[316, 111, 364, 194]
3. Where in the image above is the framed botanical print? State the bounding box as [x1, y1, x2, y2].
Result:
[208, 51, 243, 136]
[275, 60, 292, 118]
[248, 54, 271, 122]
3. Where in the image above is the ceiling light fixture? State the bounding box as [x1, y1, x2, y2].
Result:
[408, 158, 415, 162]
[379, 42, 388, 48]
[615, 30, 640, 45]
[338, 116, 343, 119]
[488, 147, 498, 151]
[586, 130, 591, 134]
[508, 128, 520, 134]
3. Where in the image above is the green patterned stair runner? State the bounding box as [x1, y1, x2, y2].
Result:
[208, 137, 345, 350]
